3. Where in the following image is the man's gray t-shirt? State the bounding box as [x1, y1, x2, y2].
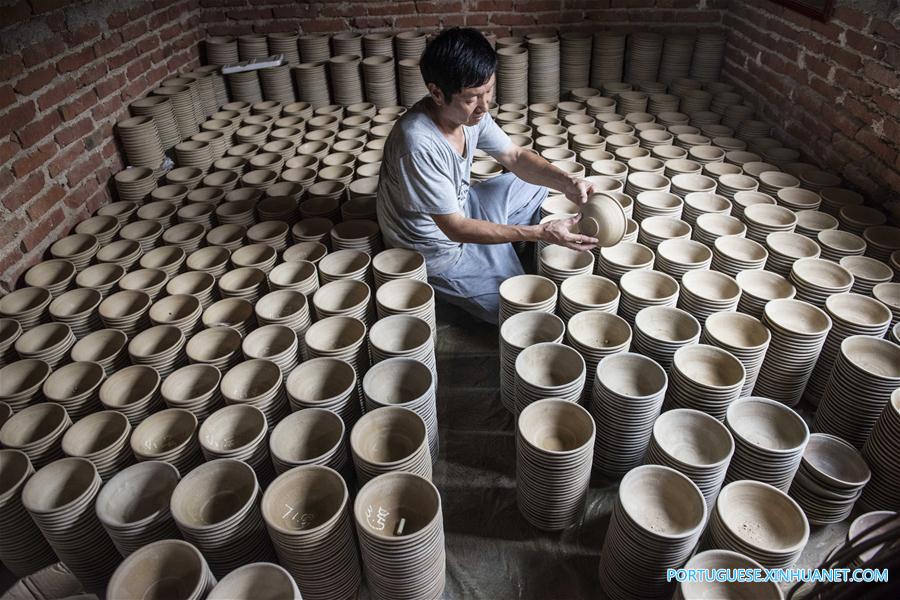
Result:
[375, 101, 513, 275]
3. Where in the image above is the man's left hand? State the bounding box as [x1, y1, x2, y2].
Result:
[565, 177, 595, 205]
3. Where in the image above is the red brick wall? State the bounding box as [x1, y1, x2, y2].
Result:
[723, 1, 900, 210]
[199, 0, 727, 36]
[0, 0, 202, 292]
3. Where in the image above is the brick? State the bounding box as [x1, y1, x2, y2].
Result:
[93, 33, 123, 60]
[47, 140, 85, 178]
[0, 0, 31, 26]
[92, 97, 121, 122]
[474, 0, 513, 10]
[863, 61, 899, 89]
[489, 13, 534, 26]
[516, 0, 560, 12]
[465, 13, 490, 26]
[76, 62, 108, 89]
[304, 18, 348, 32]
[21, 207, 65, 253]
[0, 101, 36, 139]
[12, 140, 56, 178]
[22, 38, 66, 68]
[57, 47, 95, 74]
[832, 133, 869, 164]
[107, 47, 138, 71]
[65, 155, 104, 191]
[1, 170, 44, 211]
[0, 85, 16, 112]
[395, 14, 441, 28]
[856, 127, 897, 165]
[872, 19, 899, 45]
[15, 110, 61, 147]
[322, 3, 364, 17]
[845, 29, 886, 61]
[0, 216, 25, 251]
[30, 0, 69, 13]
[441, 14, 465, 27]
[65, 22, 101, 45]
[14, 65, 56, 95]
[416, 0, 464, 12]
[834, 68, 874, 98]
[125, 56, 152, 81]
[25, 183, 66, 220]
[0, 136, 20, 166]
[36, 79, 77, 112]
[226, 8, 273, 20]
[368, 1, 414, 15]
[64, 177, 98, 210]
[0, 56, 24, 81]
[107, 9, 129, 28]
[58, 90, 98, 122]
[826, 45, 862, 72]
[833, 6, 869, 31]
[53, 116, 92, 147]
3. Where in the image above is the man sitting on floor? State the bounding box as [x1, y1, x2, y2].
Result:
[376, 27, 599, 324]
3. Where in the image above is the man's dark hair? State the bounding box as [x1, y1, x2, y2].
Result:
[419, 28, 497, 101]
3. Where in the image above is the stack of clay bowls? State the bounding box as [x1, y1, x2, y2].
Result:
[160, 363, 224, 422]
[814, 335, 900, 448]
[285, 356, 360, 428]
[790, 257, 854, 309]
[372, 248, 428, 288]
[764, 231, 821, 277]
[538, 246, 594, 286]
[0, 359, 51, 412]
[710, 235, 767, 278]
[591, 352, 667, 477]
[106, 539, 216, 600]
[558, 274, 620, 321]
[617, 269, 680, 324]
[632, 306, 701, 372]
[860, 390, 899, 511]
[597, 242, 655, 283]
[817, 229, 867, 262]
[353, 472, 446, 599]
[99, 290, 152, 337]
[41, 360, 105, 419]
[499, 311, 565, 413]
[60, 410, 133, 481]
[665, 344, 745, 421]
[724, 397, 808, 491]
[677, 269, 741, 326]
[863, 225, 900, 263]
[498, 274, 558, 324]
[646, 408, 734, 510]
[363, 357, 438, 460]
[496, 46, 528, 105]
[199, 404, 275, 486]
[261, 465, 361, 600]
[312, 280, 373, 325]
[2, 287, 52, 332]
[598, 465, 707, 600]
[99, 365, 163, 425]
[94, 460, 182, 557]
[706, 480, 809, 570]
[701, 311, 770, 397]
[242, 324, 300, 377]
[130, 408, 203, 474]
[368, 314, 437, 380]
[682, 192, 732, 227]
[840, 256, 893, 297]
[15, 322, 75, 369]
[70, 326, 129, 376]
[374, 279, 437, 336]
[0, 319, 22, 367]
[516, 398, 594, 530]
[48, 288, 103, 339]
[788, 433, 870, 525]
[566, 311, 631, 400]
[170, 458, 275, 577]
[49, 234, 100, 273]
[149, 294, 203, 339]
[742, 203, 797, 244]
[693, 213, 746, 248]
[873, 282, 900, 330]
[0, 449, 59, 578]
[351, 406, 432, 484]
[21, 458, 121, 593]
[654, 238, 712, 282]
[806, 293, 891, 406]
[24, 260, 75, 298]
[0, 402, 71, 469]
[675, 550, 783, 599]
[220, 358, 290, 428]
[269, 408, 349, 476]
[735, 269, 796, 319]
[514, 342, 585, 414]
[268, 260, 320, 297]
[755, 299, 831, 406]
[128, 324, 187, 379]
[207, 562, 303, 599]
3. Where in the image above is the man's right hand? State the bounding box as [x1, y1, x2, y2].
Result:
[539, 214, 599, 252]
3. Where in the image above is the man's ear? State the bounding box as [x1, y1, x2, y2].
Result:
[426, 83, 445, 106]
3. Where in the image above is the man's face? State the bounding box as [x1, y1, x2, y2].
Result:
[436, 74, 495, 127]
